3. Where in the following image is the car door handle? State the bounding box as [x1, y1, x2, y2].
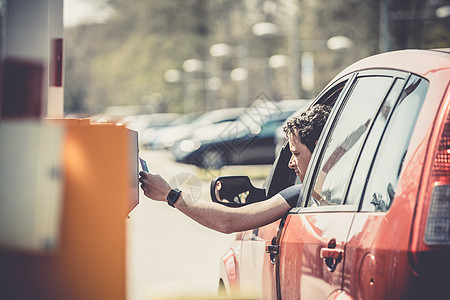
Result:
[320, 248, 343, 260]
[320, 238, 343, 272]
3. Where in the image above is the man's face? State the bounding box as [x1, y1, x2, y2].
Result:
[288, 132, 312, 183]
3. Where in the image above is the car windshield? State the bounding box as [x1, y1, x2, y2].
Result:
[191, 108, 243, 127]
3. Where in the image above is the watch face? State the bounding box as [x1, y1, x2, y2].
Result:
[168, 188, 181, 207]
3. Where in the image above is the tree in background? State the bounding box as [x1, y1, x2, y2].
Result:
[64, 0, 450, 116]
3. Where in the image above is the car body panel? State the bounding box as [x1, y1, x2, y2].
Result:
[220, 221, 281, 299]
[239, 222, 279, 299]
[279, 213, 354, 299]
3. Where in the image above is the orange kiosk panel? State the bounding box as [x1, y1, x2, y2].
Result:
[0, 120, 136, 300]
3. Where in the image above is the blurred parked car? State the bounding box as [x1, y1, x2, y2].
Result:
[139, 113, 197, 149]
[173, 100, 309, 168]
[121, 113, 181, 137]
[211, 49, 450, 299]
[147, 107, 244, 150]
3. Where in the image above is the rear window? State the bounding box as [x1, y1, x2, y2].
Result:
[358, 75, 428, 212]
[345, 77, 407, 206]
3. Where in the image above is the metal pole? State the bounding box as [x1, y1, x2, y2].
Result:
[288, 2, 300, 98]
[379, 0, 391, 53]
[238, 41, 249, 107]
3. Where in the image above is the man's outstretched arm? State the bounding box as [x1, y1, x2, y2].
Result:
[139, 171, 291, 234]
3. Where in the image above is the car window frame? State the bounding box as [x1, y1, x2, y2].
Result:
[261, 74, 355, 204]
[290, 69, 412, 214]
[263, 79, 351, 197]
[283, 72, 357, 213]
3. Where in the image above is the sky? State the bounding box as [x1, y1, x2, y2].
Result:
[63, 0, 114, 27]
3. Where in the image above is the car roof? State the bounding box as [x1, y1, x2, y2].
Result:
[329, 49, 450, 86]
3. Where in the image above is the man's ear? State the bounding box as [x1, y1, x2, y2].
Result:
[315, 140, 318, 145]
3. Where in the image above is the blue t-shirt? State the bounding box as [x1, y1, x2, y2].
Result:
[278, 184, 302, 208]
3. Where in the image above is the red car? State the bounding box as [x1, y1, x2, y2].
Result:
[211, 49, 450, 299]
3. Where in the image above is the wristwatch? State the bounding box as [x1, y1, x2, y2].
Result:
[167, 188, 182, 207]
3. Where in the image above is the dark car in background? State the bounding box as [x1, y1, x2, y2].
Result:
[173, 100, 310, 169]
[139, 113, 197, 149]
[147, 107, 244, 150]
[211, 49, 450, 299]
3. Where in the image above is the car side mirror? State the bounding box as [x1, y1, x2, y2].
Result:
[210, 175, 266, 207]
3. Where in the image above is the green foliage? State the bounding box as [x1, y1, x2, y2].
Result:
[64, 0, 450, 115]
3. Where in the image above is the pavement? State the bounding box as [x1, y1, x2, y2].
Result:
[126, 150, 235, 300]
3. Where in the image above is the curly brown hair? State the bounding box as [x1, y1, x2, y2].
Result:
[283, 104, 332, 153]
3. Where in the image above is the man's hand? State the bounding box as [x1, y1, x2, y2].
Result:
[139, 171, 171, 202]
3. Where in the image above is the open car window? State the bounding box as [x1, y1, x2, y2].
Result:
[268, 78, 349, 208]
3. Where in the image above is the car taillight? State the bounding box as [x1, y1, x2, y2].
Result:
[424, 184, 450, 244]
[432, 111, 450, 179]
[424, 103, 450, 245]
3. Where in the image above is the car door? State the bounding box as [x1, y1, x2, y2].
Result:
[277, 71, 403, 299]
